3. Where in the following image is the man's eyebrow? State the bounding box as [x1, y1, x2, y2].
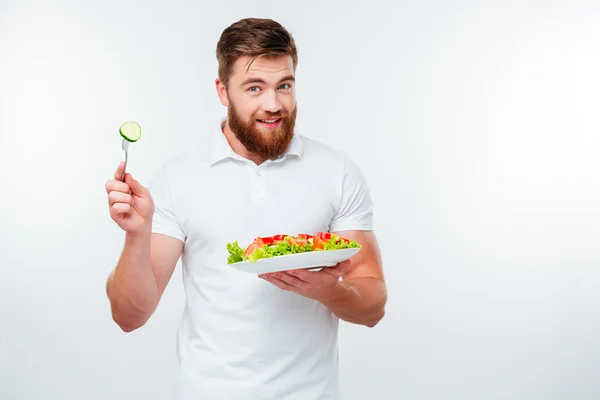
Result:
[240, 77, 266, 86]
[278, 75, 295, 83]
[240, 75, 295, 87]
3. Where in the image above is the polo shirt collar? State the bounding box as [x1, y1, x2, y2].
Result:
[208, 127, 304, 166]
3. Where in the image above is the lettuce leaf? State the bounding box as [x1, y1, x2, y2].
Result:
[320, 234, 361, 250]
[226, 241, 245, 264]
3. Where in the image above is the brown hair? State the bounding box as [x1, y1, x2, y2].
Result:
[216, 18, 298, 87]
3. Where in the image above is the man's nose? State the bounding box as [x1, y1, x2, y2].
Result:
[262, 90, 282, 113]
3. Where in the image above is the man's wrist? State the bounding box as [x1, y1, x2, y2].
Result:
[316, 280, 349, 306]
[125, 226, 152, 242]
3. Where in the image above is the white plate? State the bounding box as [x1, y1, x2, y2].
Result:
[228, 248, 361, 274]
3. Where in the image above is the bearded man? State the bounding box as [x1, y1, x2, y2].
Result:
[104, 17, 387, 400]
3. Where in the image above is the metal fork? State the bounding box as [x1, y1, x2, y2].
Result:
[120, 138, 129, 181]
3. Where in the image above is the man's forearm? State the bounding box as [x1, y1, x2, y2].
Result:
[319, 277, 387, 327]
[107, 231, 157, 331]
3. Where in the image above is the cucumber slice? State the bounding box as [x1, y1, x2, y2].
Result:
[119, 121, 142, 142]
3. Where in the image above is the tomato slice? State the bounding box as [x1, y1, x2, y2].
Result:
[289, 236, 308, 246]
[272, 234, 288, 243]
[316, 231, 333, 241]
[312, 235, 324, 250]
[261, 236, 274, 245]
[243, 237, 265, 257]
[298, 233, 313, 240]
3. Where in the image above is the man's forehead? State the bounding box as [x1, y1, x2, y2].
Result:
[234, 55, 294, 78]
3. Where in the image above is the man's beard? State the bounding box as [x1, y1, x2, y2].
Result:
[227, 101, 297, 160]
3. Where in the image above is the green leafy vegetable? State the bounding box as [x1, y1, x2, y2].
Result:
[226, 241, 245, 264]
[321, 234, 361, 250]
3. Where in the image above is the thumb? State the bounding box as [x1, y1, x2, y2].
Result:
[324, 259, 353, 277]
[124, 173, 148, 196]
[337, 260, 353, 274]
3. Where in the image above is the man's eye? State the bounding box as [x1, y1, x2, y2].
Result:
[279, 83, 291, 90]
[249, 86, 260, 93]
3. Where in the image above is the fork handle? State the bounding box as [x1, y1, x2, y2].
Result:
[121, 139, 129, 181]
[121, 151, 128, 181]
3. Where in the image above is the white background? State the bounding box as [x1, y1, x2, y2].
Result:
[1, 0, 599, 399]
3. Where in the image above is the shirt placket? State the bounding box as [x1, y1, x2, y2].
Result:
[251, 164, 268, 201]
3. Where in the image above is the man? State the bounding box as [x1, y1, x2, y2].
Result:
[105, 18, 387, 399]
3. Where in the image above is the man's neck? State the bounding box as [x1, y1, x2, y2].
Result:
[221, 120, 266, 165]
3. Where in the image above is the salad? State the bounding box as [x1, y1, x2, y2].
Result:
[226, 232, 361, 264]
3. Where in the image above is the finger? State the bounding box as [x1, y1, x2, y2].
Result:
[106, 179, 131, 195]
[289, 269, 340, 288]
[323, 260, 353, 277]
[286, 269, 317, 283]
[110, 202, 131, 216]
[321, 267, 344, 278]
[108, 191, 134, 207]
[261, 274, 299, 292]
[124, 173, 148, 196]
[274, 272, 307, 288]
[113, 162, 126, 180]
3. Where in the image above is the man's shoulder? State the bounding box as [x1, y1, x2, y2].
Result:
[296, 134, 367, 181]
[158, 131, 218, 171]
[155, 153, 194, 173]
[297, 134, 348, 162]
[150, 150, 208, 184]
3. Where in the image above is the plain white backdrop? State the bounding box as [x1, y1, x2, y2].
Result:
[1, 0, 599, 399]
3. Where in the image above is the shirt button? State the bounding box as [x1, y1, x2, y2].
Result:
[257, 170, 262, 176]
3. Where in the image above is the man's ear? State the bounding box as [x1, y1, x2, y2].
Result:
[215, 78, 229, 107]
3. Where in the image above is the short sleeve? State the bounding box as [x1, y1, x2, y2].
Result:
[147, 163, 186, 243]
[329, 154, 374, 232]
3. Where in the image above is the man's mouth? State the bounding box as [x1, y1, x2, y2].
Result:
[256, 117, 282, 127]
[257, 117, 281, 123]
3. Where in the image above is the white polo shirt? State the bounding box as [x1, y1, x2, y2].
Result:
[148, 127, 374, 400]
